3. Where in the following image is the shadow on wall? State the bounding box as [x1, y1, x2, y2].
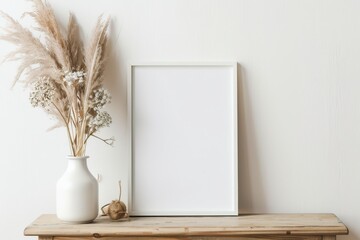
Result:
[237, 63, 267, 213]
[236, 65, 355, 240]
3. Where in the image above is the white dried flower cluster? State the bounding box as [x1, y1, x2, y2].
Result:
[63, 70, 86, 86]
[89, 111, 112, 130]
[29, 76, 56, 109]
[90, 88, 111, 110]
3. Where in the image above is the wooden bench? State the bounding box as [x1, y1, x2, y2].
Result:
[24, 213, 348, 240]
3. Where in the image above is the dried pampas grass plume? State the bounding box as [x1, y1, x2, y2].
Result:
[0, 11, 61, 87]
[0, 0, 113, 157]
[67, 13, 85, 69]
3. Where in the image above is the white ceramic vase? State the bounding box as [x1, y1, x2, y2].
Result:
[56, 156, 98, 223]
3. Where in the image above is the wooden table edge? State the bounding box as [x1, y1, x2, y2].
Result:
[24, 213, 349, 238]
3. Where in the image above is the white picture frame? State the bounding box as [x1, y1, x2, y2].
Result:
[129, 62, 238, 216]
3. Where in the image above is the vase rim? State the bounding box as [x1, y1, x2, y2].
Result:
[66, 155, 89, 160]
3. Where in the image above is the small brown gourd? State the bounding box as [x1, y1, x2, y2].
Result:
[101, 181, 128, 220]
[108, 200, 127, 220]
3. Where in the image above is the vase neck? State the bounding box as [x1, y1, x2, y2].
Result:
[66, 156, 89, 171]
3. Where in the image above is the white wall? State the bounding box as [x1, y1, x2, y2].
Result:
[0, 0, 359, 239]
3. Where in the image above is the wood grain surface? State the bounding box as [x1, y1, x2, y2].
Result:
[53, 236, 323, 240]
[25, 214, 348, 238]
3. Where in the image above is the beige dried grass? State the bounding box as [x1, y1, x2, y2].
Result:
[0, 0, 112, 157]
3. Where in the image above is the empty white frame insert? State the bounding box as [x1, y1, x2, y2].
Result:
[129, 63, 238, 215]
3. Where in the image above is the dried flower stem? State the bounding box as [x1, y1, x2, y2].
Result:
[87, 134, 114, 146]
[51, 102, 76, 156]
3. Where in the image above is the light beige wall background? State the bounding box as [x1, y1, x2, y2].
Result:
[0, 0, 359, 239]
